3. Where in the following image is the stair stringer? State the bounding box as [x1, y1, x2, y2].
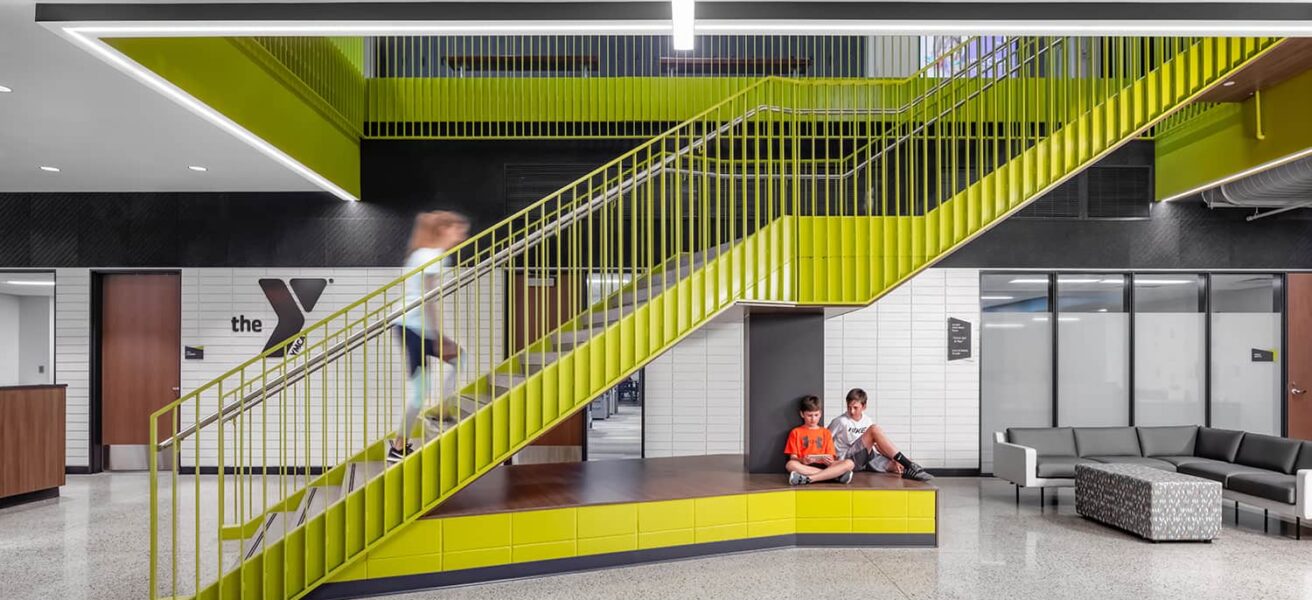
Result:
[198, 219, 793, 600]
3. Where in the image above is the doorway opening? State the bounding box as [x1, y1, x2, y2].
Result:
[586, 370, 643, 460]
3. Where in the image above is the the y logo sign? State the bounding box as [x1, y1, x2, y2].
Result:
[259, 278, 329, 357]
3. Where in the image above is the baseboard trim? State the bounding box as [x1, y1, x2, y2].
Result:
[65, 466, 92, 475]
[927, 468, 979, 477]
[307, 533, 935, 599]
[0, 487, 60, 509]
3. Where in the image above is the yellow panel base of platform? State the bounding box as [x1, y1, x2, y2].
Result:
[316, 488, 935, 597]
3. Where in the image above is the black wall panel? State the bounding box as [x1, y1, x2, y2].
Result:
[939, 198, 1312, 270]
[5, 138, 1312, 270]
[0, 139, 641, 268]
[745, 310, 825, 474]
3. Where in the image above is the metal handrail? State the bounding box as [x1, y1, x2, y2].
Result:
[671, 37, 1067, 181]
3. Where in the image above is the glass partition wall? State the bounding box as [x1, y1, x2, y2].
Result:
[1056, 274, 1129, 427]
[0, 272, 56, 387]
[1134, 275, 1207, 426]
[1211, 275, 1283, 435]
[980, 272, 1285, 472]
[979, 274, 1052, 473]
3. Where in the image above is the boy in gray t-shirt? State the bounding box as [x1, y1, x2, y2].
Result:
[827, 388, 934, 482]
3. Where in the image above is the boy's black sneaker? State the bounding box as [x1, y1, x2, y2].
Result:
[386, 443, 414, 463]
[789, 472, 810, 486]
[837, 471, 854, 484]
[901, 463, 934, 482]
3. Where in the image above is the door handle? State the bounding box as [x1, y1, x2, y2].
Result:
[171, 387, 181, 392]
[1293, 387, 1306, 396]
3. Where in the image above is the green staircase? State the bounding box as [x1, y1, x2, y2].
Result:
[147, 35, 1282, 600]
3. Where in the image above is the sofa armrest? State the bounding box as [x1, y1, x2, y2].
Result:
[1298, 469, 1312, 519]
[994, 433, 1038, 487]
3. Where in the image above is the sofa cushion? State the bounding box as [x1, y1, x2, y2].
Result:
[1155, 455, 1221, 468]
[1074, 427, 1142, 457]
[1036, 456, 1097, 478]
[1296, 441, 1312, 472]
[1177, 461, 1273, 485]
[1083, 456, 1177, 472]
[1007, 427, 1076, 457]
[1137, 426, 1198, 457]
[1234, 433, 1303, 474]
[1227, 473, 1297, 504]
[1195, 427, 1245, 462]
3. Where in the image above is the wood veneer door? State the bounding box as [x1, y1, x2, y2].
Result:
[1289, 274, 1312, 440]
[100, 273, 180, 445]
[510, 273, 585, 461]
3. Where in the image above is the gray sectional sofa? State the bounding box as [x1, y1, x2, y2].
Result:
[994, 426, 1312, 532]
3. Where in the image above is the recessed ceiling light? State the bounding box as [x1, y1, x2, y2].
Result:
[188, 165, 208, 172]
[39, 166, 60, 172]
[0, 85, 11, 93]
[1223, 81, 1237, 87]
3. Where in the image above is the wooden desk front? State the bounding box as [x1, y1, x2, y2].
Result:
[0, 384, 66, 499]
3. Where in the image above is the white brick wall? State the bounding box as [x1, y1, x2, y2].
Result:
[56, 269, 91, 467]
[645, 269, 983, 469]
[56, 266, 980, 470]
[57, 267, 503, 469]
[644, 314, 745, 457]
[824, 268, 981, 469]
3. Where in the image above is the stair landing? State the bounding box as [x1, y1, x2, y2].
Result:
[310, 455, 936, 598]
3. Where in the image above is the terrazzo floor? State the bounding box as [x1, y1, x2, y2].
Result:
[5, 474, 1312, 600]
[587, 402, 642, 461]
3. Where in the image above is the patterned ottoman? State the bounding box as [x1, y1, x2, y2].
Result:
[1074, 463, 1221, 541]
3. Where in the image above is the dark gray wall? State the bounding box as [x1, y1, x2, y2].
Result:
[0, 139, 639, 268]
[939, 197, 1312, 270]
[745, 310, 825, 474]
[6, 138, 1312, 270]
[0, 192, 407, 268]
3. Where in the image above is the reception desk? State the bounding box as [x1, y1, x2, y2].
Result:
[0, 384, 66, 503]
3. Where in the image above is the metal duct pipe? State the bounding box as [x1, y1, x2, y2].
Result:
[1203, 153, 1312, 209]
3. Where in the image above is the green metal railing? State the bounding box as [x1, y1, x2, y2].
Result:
[364, 34, 936, 138]
[245, 34, 977, 139]
[147, 35, 1281, 600]
[249, 36, 367, 134]
[1144, 100, 1224, 139]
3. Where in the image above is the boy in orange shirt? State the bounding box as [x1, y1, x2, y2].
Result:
[785, 395, 855, 485]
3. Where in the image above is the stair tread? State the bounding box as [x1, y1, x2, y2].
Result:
[524, 351, 561, 365]
[490, 372, 526, 388]
[299, 485, 343, 524]
[554, 325, 608, 348]
[260, 512, 300, 546]
[221, 511, 285, 571]
[350, 461, 386, 491]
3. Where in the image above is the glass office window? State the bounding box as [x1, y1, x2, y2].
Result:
[980, 274, 1052, 473]
[0, 272, 55, 387]
[1057, 274, 1129, 426]
[1134, 274, 1206, 426]
[1210, 274, 1281, 435]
